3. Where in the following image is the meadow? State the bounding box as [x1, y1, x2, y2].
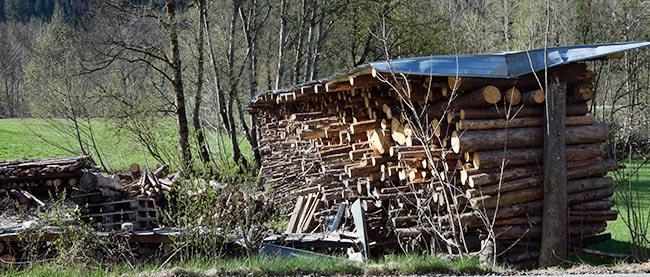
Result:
[0, 118, 156, 172]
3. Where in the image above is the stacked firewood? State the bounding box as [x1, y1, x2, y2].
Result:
[122, 164, 177, 200]
[251, 62, 618, 265]
[0, 156, 99, 205]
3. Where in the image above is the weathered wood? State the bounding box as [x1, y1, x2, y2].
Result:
[470, 177, 613, 209]
[286, 195, 305, 233]
[457, 115, 596, 130]
[451, 123, 607, 153]
[450, 86, 501, 108]
[471, 143, 602, 170]
[350, 119, 380, 134]
[521, 89, 545, 105]
[460, 102, 588, 120]
[466, 160, 617, 197]
[540, 79, 568, 268]
[502, 87, 521, 106]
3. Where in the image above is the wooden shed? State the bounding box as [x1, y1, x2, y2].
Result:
[250, 42, 650, 266]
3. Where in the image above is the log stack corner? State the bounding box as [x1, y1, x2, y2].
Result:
[249, 43, 650, 267]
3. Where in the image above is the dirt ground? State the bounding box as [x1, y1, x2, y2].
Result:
[517, 261, 650, 275]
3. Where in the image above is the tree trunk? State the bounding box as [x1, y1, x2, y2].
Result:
[303, 0, 317, 82]
[227, 0, 247, 170]
[310, 0, 326, 80]
[204, 2, 231, 136]
[539, 79, 567, 267]
[239, 0, 263, 168]
[293, 0, 307, 84]
[166, 0, 192, 174]
[194, 0, 211, 166]
[275, 0, 288, 89]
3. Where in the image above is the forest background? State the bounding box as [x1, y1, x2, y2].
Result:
[1, 0, 648, 175]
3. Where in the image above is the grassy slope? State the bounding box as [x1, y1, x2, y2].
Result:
[0, 118, 156, 172]
[0, 118, 254, 173]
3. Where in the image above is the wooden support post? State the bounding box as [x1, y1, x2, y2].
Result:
[539, 79, 568, 267]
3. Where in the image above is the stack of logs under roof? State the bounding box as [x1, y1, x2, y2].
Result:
[250, 63, 618, 267]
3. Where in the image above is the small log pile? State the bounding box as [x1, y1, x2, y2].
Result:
[121, 164, 177, 200]
[0, 156, 99, 205]
[251, 63, 618, 266]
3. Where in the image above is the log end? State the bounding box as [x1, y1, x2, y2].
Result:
[531, 89, 545, 104]
[472, 152, 481, 169]
[451, 131, 461, 153]
[503, 87, 522, 106]
[482, 86, 501, 104]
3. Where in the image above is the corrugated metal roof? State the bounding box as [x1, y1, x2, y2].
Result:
[253, 42, 650, 102]
[367, 41, 650, 78]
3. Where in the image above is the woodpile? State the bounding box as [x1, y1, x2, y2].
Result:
[121, 164, 178, 200]
[251, 62, 618, 265]
[0, 157, 172, 234]
[0, 156, 99, 205]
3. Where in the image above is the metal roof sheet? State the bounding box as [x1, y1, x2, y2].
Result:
[368, 41, 650, 78]
[253, 42, 650, 102]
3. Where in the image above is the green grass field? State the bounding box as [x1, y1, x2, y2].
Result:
[587, 160, 650, 260]
[0, 118, 159, 172]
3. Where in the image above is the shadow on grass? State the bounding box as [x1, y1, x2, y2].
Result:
[573, 239, 650, 265]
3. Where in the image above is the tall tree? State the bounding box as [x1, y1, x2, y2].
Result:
[165, 0, 193, 174]
[87, 0, 194, 173]
[193, 0, 211, 167]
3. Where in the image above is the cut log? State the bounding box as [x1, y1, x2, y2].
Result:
[470, 177, 613, 209]
[502, 87, 521, 106]
[460, 102, 588, 120]
[467, 160, 618, 197]
[457, 115, 596, 130]
[570, 200, 616, 211]
[450, 86, 501, 108]
[8, 189, 28, 204]
[466, 165, 544, 188]
[493, 222, 606, 240]
[521, 89, 545, 105]
[368, 129, 392, 155]
[130, 163, 141, 179]
[451, 123, 607, 153]
[21, 190, 45, 207]
[447, 76, 517, 92]
[391, 117, 407, 145]
[569, 210, 618, 222]
[350, 119, 379, 134]
[471, 143, 602, 170]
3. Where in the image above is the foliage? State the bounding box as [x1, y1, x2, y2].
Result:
[162, 175, 274, 260]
